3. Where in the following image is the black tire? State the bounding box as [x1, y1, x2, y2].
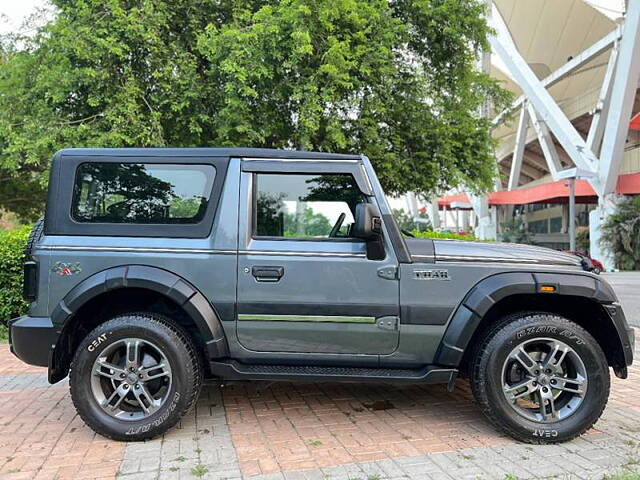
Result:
[470, 312, 609, 444]
[592, 267, 602, 275]
[25, 217, 45, 259]
[69, 313, 203, 441]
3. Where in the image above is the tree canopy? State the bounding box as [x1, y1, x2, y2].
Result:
[0, 0, 510, 219]
[601, 196, 640, 270]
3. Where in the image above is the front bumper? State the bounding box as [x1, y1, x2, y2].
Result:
[8, 316, 58, 368]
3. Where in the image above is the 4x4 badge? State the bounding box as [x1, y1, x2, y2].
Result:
[52, 261, 82, 276]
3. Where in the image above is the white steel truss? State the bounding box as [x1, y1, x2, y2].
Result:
[489, 2, 640, 198]
[507, 103, 529, 190]
[474, 0, 640, 268]
[595, 1, 640, 196]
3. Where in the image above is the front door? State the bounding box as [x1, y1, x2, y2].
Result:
[235, 160, 400, 356]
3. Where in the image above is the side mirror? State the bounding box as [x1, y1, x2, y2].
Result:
[353, 203, 382, 240]
[353, 203, 385, 260]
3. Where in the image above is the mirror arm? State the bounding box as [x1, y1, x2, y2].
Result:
[365, 233, 385, 261]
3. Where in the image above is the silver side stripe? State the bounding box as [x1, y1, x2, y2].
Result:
[240, 250, 365, 258]
[40, 245, 235, 255]
[41, 245, 365, 258]
[238, 314, 375, 323]
[435, 254, 577, 266]
[242, 158, 360, 164]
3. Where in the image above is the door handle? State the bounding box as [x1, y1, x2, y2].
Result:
[251, 266, 284, 282]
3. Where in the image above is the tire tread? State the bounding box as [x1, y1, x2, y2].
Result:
[470, 312, 610, 444]
[69, 312, 203, 441]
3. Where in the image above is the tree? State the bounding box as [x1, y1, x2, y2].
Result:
[0, 0, 510, 220]
[73, 163, 176, 221]
[283, 208, 332, 237]
[499, 217, 530, 244]
[392, 208, 432, 232]
[575, 226, 590, 254]
[600, 196, 640, 271]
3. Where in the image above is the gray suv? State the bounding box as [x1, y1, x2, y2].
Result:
[9, 148, 634, 443]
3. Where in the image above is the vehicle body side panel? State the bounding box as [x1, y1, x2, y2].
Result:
[384, 262, 508, 367]
[384, 263, 610, 368]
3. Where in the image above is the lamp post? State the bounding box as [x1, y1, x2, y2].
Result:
[565, 178, 576, 251]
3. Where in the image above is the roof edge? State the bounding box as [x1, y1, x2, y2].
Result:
[56, 147, 362, 161]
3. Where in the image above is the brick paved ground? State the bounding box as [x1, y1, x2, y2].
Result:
[222, 381, 508, 475]
[0, 339, 639, 480]
[0, 352, 125, 479]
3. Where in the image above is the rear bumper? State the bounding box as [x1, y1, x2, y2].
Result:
[8, 316, 58, 368]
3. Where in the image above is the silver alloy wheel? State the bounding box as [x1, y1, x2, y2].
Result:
[501, 337, 588, 423]
[90, 337, 173, 421]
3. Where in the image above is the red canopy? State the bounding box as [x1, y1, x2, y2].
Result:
[631, 112, 640, 131]
[438, 172, 640, 207]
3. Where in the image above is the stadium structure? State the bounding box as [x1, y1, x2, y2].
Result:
[426, 0, 640, 269]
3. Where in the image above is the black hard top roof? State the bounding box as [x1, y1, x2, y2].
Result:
[57, 147, 362, 161]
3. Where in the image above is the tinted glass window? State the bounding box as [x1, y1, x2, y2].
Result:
[254, 173, 367, 238]
[550, 216, 563, 233]
[72, 163, 215, 224]
[528, 219, 548, 234]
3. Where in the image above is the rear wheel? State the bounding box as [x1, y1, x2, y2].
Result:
[70, 313, 202, 441]
[470, 313, 609, 443]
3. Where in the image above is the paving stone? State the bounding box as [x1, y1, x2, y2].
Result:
[250, 473, 285, 480]
[301, 469, 326, 480]
[283, 471, 308, 480]
[118, 473, 157, 480]
[118, 458, 141, 474]
[158, 469, 180, 480]
[375, 459, 408, 478]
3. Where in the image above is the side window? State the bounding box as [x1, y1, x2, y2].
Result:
[254, 173, 367, 239]
[71, 163, 216, 224]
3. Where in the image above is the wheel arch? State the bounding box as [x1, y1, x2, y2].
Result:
[435, 271, 630, 377]
[49, 265, 228, 383]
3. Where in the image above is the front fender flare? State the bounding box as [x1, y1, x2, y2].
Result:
[49, 265, 228, 382]
[434, 271, 620, 367]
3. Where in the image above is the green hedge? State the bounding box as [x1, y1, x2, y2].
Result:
[411, 230, 488, 242]
[0, 226, 31, 334]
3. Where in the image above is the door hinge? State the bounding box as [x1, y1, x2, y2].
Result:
[377, 266, 398, 280]
[376, 316, 399, 331]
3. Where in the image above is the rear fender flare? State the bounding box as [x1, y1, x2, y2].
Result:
[49, 265, 228, 382]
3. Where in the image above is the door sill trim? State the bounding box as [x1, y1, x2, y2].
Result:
[208, 360, 457, 384]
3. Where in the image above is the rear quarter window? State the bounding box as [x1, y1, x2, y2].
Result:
[71, 163, 216, 224]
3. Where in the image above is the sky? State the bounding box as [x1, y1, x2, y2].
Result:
[0, 0, 49, 36]
[0, 0, 628, 36]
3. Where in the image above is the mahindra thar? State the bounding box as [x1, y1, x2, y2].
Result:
[9, 148, 634, 443]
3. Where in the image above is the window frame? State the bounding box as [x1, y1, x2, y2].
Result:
[250, 171, 370, 243]
[46, 154, 228, 238]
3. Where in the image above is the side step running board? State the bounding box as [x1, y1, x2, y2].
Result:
[208, 360, 458, 385]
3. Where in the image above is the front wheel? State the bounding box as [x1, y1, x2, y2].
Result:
[470, 313, 610, 443]
[70, 313, 203, 441]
